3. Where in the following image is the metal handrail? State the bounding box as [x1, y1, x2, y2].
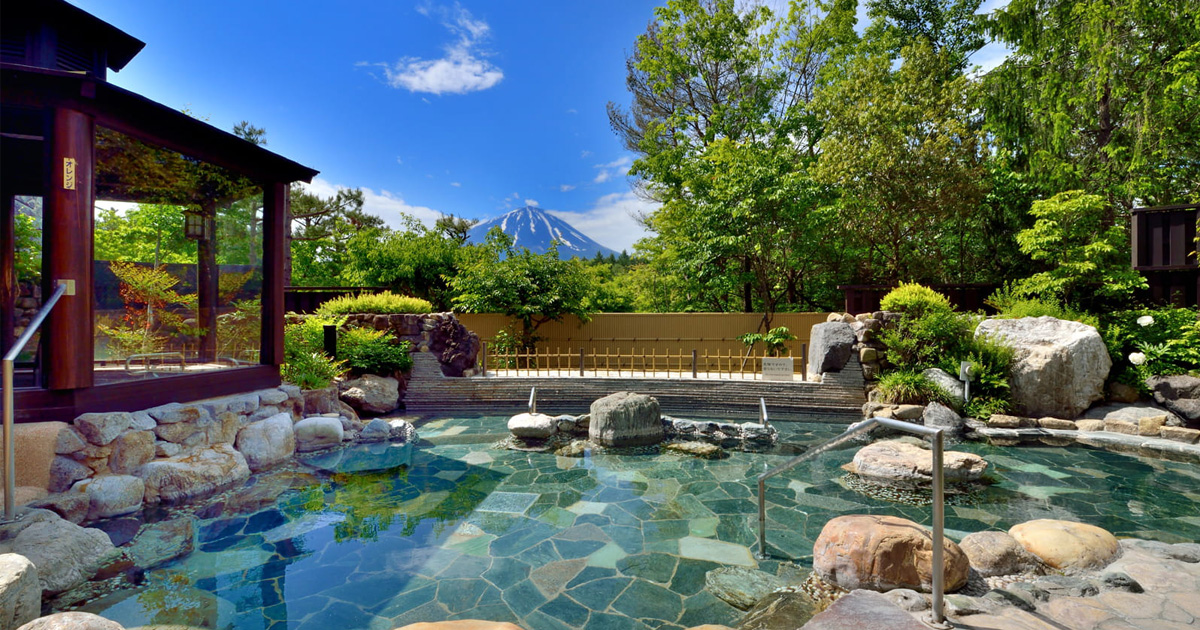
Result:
[528, 386, 537, 414]
[4, 282, 69, 522]
[756, 417, 951, 629]
[758, 397, 771, 428]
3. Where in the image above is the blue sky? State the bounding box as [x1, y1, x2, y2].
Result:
[74, 0, 1010, 253]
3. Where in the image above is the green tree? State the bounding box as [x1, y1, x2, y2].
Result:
[1009, 190, 1146, 310]
[610, 0, 851, 315]
[342, 215, 462, 310]
[814, 41, 988, 284]
[288, 184, 385, 285]
[984, 0, 1200, 210]
[450, 229, 594, 349]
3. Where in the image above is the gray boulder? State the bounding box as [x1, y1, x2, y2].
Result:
[1080, 402, 1184, 427]
[73, 412, 133, 446]
[82, 475, 144, 521]
[0, 513, 114, 595]
[705, 566, 782, 610]
[359, 419, 392, 442]
[339, 375, 400, 415]
[507, 413, 557, 439]
[737, 588, 819, 630]
[126, 518, 194, 570]
[235, 413, 296, 472]
[808, 322, 856, 375]
[301, 385, 339, 416]
[136, 444, 250, 504]
[975, 316, 1110, 418]
[293, 416, 344, 452]
[0, 553, 40, 630]
[923, 368, 965, 408]
[1146, 375, 1200, 425]
[848, 440, 988, 486]
[959, 531, 1042, 577]
[48, 457, 91, 494]
[589, 392, 663, 447]
[922, 402, 965, 434]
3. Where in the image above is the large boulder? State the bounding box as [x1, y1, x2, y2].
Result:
[808, 322, 856, 375]
[507, 413, 556, 439]
[0, 553, 40, 630]
[975, 316, 1111, 418]
[0, 512, 114, 595]
[293, 417, 344, 452]
[339, 375, 400, 415]
[1145, 375, 1200, 425]
[81, 475, 144, 521]
[301, 385, 339, 416]
[135, 444, 250, 504]
[1008, 519, 1119, 571]
[235, 413, 296, 472]
[73, 412, 133, 446]
[1080, 402, 1184, 427]
[813, 514, 969, 593]
[16, 612, 124, 630]
[959, 531, 1042, 577]
[921, 402, 965, 434]
[589, 392, 663, 447]
[846, 440, 987, 487]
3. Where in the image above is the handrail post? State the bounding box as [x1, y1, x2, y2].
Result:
[4, 282, 68, 523]
[528, 387, 537, 414]
[928, 428, 949, 629]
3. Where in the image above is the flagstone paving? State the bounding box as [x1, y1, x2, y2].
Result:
[75, 414, 1200, 630]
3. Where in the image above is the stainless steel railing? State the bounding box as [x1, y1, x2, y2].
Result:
[528, 386, 537, 414]
[756, 417, 952, 629]
[3, 282, 69, 523]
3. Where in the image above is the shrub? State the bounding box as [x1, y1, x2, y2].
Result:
[986, 284, 1098, 328]
[316, 291, 433, 316]
[879, 309, 973, 371]
[879, 283, 953, 318]
[1103, 307, 1200, 388]
[737, 326, 796, 357]
[338, 327, 413, 375]
[876, 370, 949, 405]
[942, 334, 1014, 417]
[282, 317, 346, 389]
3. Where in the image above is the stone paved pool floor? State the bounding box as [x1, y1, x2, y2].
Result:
[76, 414, 1200, 630]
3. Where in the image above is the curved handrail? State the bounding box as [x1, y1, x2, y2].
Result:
[4, 282, 68, 522]
[756, 417, 951, 629]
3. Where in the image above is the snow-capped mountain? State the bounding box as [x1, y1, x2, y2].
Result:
[465, 206, 617, 259]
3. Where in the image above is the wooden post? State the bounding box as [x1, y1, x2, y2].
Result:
[45, 108, 94, 390]
[196, 202, 218, 363]
[481, 341, 488, 376]
[801, 343, 808, 381]
[261, 181, 287, 367]
[579, 347, 584, 377]
[692, 349, 697, 378]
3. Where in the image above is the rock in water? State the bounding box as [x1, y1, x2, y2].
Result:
[975, 316, 1110, 419]
[813, 514, 969, 593]
[1, 512, 115, 595]
[846, 440, 987, 487]
[293, 417, 344, 452]
[737, 588, 820, 630]
[959, 531, 1043, 577]
[16, 611, 125, 629]
[0, 553, 41, 629]
[808, 322, 855, 375]
[339, 374, 400, 415]
[235, 412, 296, 471]
[507, 413, 557, 439]
[1008, 519, 1120, 571]
[664, 441, 726, 459]
[705, 566, 782, 610]
[589, 392, 663, 447]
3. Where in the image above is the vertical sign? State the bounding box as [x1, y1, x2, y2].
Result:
[63, 157, 76, 190]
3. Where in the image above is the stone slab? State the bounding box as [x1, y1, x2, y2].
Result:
[800, 589, 930, 630]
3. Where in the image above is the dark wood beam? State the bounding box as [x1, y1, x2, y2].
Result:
[261, 181, 286, 366]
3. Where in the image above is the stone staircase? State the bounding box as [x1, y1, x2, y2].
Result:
[404, 352, 865, 419]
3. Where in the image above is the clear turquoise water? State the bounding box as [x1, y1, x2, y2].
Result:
[80, 414, 1200, 630]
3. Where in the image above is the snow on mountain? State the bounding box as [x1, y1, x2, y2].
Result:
[465, 206, 617, 259]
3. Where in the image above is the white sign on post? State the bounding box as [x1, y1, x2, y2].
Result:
[761, 357, 794, 382]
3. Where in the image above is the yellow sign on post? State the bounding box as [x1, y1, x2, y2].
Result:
[63, 157, 76, 190]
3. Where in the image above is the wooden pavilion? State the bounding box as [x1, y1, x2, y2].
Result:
[1, 1, 318, 422]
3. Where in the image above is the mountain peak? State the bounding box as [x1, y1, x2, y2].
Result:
[465, 206, 616, 259]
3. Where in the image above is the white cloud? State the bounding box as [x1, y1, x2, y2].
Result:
[566, 108, 578, 114]
[450, 181, 462, 187]
[547, 192, 657, 252]
[302, 177, 442, 230]
[592, 156, 633, 184]
[395, 156, 404, 165]
[580, 150, 592, 159]
[559, 184, 576, 192]
[524, 199, 540, 207]
[375, 4, 503, 95]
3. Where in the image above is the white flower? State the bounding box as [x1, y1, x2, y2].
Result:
[1129, 352, 1147, 366]
[1137, 315, 1154, 327]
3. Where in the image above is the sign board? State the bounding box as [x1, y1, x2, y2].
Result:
[762, 357, 794, 382]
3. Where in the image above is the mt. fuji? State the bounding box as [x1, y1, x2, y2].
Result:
[465, 206, 617, 259]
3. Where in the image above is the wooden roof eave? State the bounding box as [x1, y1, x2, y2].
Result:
[0, 63, 319, 185]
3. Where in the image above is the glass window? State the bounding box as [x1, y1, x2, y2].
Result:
[93, 125, 263, 383]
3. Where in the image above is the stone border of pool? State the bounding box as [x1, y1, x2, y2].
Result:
[970, 425, 1200, 464]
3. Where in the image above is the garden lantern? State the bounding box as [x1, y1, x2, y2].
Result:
[184, 208, 210, 240]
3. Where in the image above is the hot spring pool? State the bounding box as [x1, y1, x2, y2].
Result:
[76, 414, 1200, 630]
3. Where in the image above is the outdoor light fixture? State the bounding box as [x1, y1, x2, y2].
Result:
[184, 208, 210, 240]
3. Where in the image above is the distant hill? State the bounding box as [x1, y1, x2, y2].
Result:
[465, 205, 617, 259]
